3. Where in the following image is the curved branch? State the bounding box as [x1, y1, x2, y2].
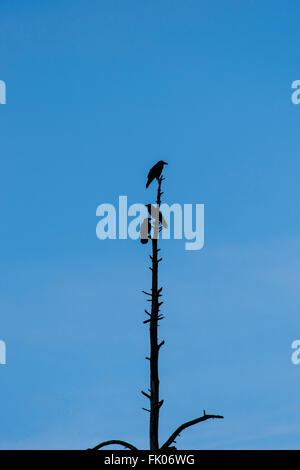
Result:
[160, 413, 224, 450]
[88, 440, 138, 451]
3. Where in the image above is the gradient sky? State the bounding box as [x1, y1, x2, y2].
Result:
[1, 0, 300, 449]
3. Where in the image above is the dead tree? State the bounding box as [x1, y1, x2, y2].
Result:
[89, 167, 223, 451]
[142, 175, 164, 450]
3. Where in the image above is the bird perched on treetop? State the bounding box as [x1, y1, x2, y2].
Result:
[145, 204, 168, 229]
[146, 160, 168, 188]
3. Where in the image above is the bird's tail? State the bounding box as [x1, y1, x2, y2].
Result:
[160, 214, 168, 229]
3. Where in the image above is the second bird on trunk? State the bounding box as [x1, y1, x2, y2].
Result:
[145, 204, 168, 229]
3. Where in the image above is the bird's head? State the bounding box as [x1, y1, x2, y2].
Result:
[160, 160, 168, 166]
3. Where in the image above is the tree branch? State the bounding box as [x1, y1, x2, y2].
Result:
[89, 440, 138, 451]
[160, 413, 224, 449]
[142, 290, 152, 296]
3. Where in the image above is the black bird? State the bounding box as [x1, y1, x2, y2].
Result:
[145, 204, 168, 229]
[140, 218, 152, 244]
[146, 160, 168, 188]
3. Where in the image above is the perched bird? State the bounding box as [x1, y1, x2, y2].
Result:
[146, 160, 168, 188]
[145, 204, 168, 228]
[140, 218, 152, 244]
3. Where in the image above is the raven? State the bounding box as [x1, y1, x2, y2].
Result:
[140, 217, 152, 244]
[145, 204, 168, 229]
[146, 160, 168, 188]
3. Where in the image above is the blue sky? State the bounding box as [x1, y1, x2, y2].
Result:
[0, 0, 300, 449]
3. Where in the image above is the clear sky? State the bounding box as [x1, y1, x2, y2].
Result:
[0, 0, 300, 449]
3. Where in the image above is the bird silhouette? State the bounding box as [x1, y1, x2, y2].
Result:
[146, 161, 168, 188]
[140, 218, 152, 244]
[145, 204, 168, 228]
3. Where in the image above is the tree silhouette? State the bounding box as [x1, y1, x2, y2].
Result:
[89, 164, 223, 451]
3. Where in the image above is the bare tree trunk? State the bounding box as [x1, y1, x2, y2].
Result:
[149, 236, 159, 449]
[148, 177, 163, 450]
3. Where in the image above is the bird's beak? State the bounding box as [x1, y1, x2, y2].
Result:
[163, 161, 168, 165]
